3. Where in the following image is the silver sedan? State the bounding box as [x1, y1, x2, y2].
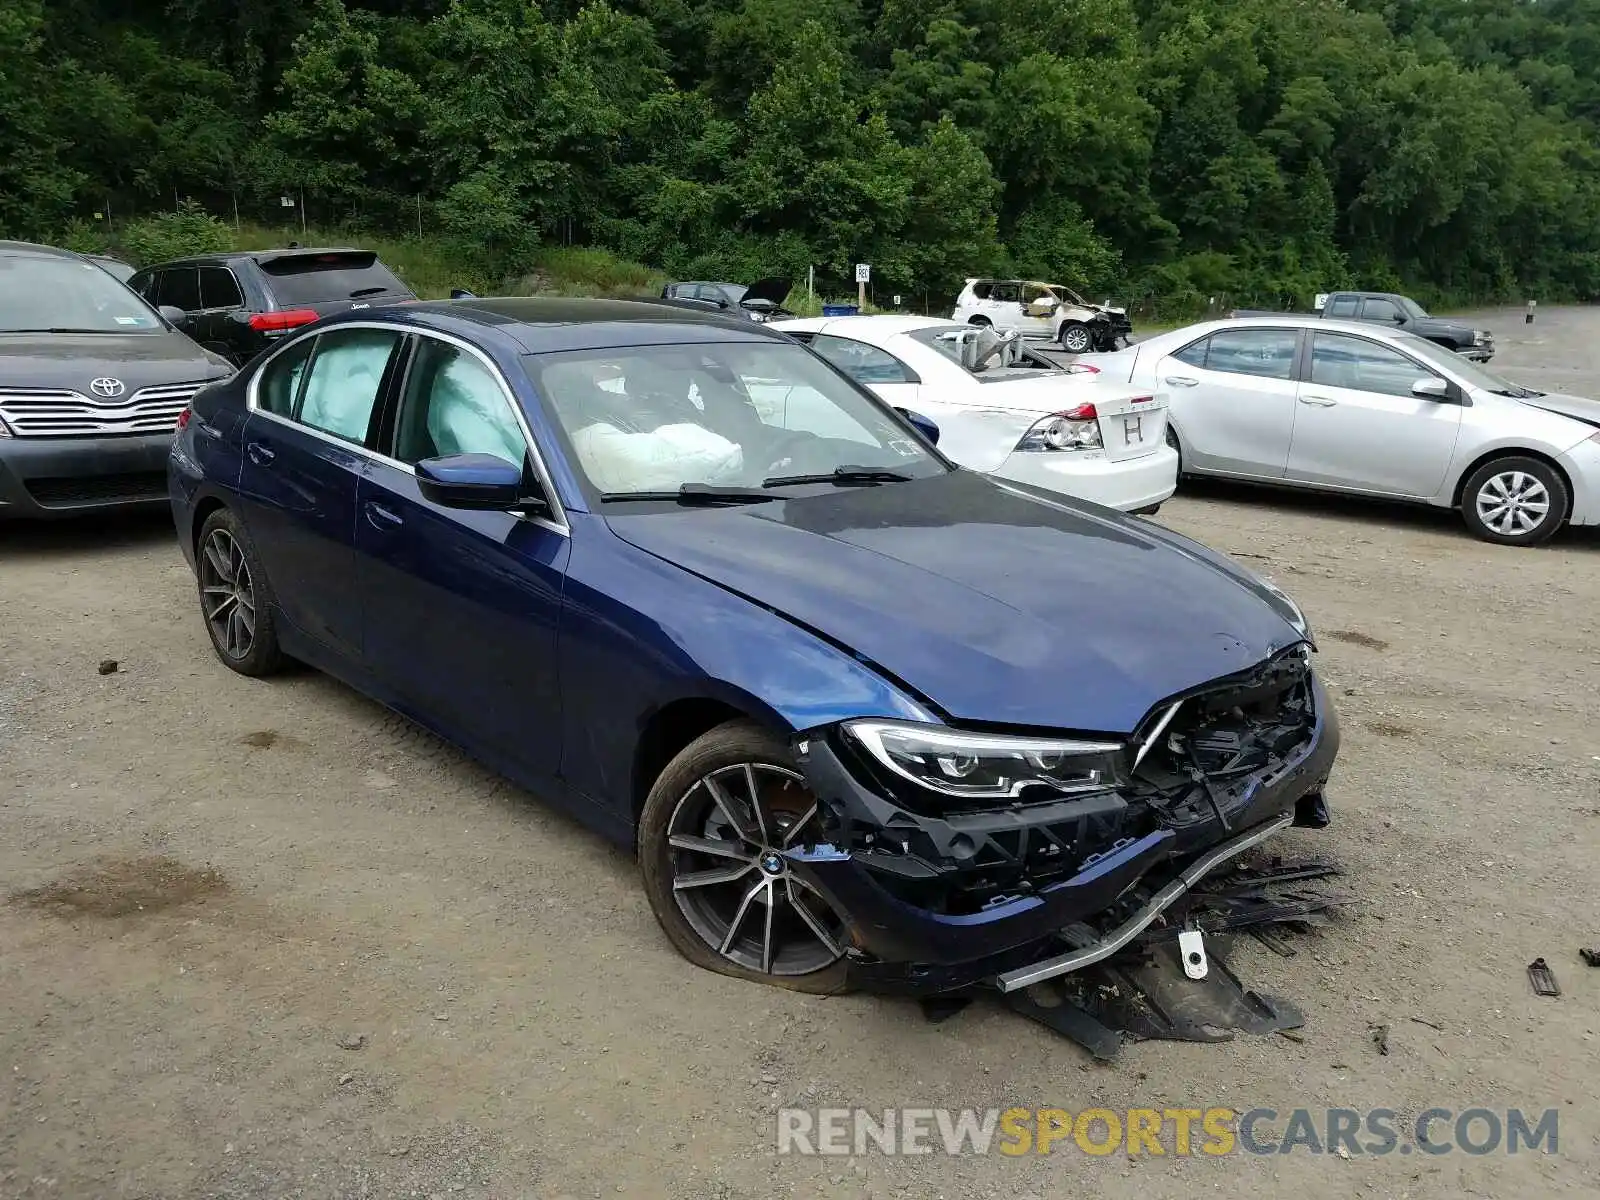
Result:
[1085, 317, 1600, 545]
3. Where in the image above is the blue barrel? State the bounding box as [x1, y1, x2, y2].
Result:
[821, 304, 859, 316]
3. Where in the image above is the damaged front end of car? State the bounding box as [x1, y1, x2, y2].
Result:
[783, 643, 1339, 998]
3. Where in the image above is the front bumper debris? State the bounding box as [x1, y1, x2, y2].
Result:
[788, 646, 1339, 996]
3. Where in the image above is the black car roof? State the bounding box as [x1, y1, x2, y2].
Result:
[395, 296, 790, 352]
[133, 247, 374, 269]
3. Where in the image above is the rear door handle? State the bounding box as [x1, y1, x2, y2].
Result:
[1164, 376, 1199, 387]
[245, 442, 275, 464]
[1299, 395, 1338, 407]
[363, 500, 403, 530]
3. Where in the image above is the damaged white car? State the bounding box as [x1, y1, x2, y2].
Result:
[770, 315, 1177, 514]
[951, 278, 1134, 353]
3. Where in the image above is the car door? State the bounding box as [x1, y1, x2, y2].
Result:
[195, 265, 247, 360]
[153, 266, 203, 330]
[1156, 327, 1302, 477]
[1018, 284, 1058, 338]
[1358, 295, 1405, 329]
[986, 282, 1023, 331]
[236, 325, 405, 660]
[1286, 331, 1463, 497]
[355, 331, 569, 783]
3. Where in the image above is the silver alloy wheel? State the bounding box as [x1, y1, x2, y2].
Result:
[199, 529, 256, 659]
[1060, 324, 1091, 353]
[1475, 470, 1552, 536]
[667, 762, 847, 976]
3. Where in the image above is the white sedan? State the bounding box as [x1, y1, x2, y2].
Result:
[769, 315, 1177, 513]
[1085, 316, 1600, 544]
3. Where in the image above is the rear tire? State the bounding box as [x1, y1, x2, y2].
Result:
[1459, 457, 1568, 546]
[967, 316, 991, 328]
[639, 720, 852, 994]
[1165, 425, 1185, 479]
[196, 508, 285, 676]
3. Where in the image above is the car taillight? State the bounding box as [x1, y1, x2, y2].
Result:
[1130, 395, 1154, 403]
[248, 309, 319, 332]
[174, 406, 193, 432]
[1066, 363, 1101, 375]
[1018, 406, 1103, 452]
[1062, 402, 1098, 421]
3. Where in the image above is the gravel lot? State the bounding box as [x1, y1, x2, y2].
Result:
[2, 304, 1597, 1198]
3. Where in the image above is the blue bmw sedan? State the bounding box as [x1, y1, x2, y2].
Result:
[168, 297, 1338, 995]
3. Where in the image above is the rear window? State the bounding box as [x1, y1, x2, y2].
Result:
[256, 252, 411, 305]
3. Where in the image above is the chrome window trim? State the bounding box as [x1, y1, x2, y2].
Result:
[245, 319, 570, 537]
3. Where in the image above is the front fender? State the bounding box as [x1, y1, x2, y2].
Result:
[556, 514, 934, 816]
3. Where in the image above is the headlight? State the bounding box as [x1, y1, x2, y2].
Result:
[1473, 330, 1491, 345]
[844, 720, 1123, 801]
[1017, 403, 1102, 452]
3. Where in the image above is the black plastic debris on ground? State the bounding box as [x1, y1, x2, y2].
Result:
[929, 856, 1346, 1061]
[1579, 948, 1600, 968]
[1528, 958, 1561, 997]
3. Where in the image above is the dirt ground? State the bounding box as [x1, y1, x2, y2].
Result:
[2, 304, 1597, 1198]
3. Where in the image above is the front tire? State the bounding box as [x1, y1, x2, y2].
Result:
[1059, 322, 1092, 353]
[639, 720, 851, 993]
[967, 315, 992, 328]
[196, 508, 285, 675]
[1459, 456, 1568, 546]
[1166, 424, 1185, 479]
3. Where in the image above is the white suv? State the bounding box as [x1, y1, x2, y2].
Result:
[950, 278, 1133, 353]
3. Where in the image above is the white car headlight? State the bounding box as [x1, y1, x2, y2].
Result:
[1017, 403, 1102, 452]
[845, 720, 1122, 801]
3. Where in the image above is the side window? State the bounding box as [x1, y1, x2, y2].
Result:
[296, 328, 402, 443]
[990, 282, 1021, 304]
[1172, 336, 1210, 367]
[1200, 329, 1298, 381]
[257, 337, 315, 417]
[1326, 295, 1359, 318]
[199, 267, 244, 311]
[969, 282, 992, 300]
[128, 271, 155, 300]
[156, 268, 202, 312]
[808, 335, 916, 385]
[392, 337, 528, 470]
[1309, 333, 1428, 398]
[1361, 297, 1401, 323]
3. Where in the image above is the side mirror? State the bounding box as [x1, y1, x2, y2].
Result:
[896, 407, 940, 445]
[416, 453, 529, 510]
[1412, 377, 1451, 400]
[159, 305, 190, 327]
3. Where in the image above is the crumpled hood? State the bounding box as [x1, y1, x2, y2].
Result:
[1517, 390, 1600, 429]
[741, 277, 793, 308]
[606, 471, 1306, 733]
[0, 331, 229, 391]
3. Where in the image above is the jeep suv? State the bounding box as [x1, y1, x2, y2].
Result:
[128, 247, 414, 366]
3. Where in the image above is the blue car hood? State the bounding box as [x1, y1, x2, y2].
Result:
[605, 471, 1306, 734]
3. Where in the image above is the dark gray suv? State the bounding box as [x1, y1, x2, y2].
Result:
[0, 241, 234, 519]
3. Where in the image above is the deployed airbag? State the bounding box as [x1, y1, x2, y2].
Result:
[572, 422, 744, 493]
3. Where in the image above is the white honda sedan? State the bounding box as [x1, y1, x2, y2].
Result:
[1084, 316, 1600, 544]
[769, 315, 1176, 513]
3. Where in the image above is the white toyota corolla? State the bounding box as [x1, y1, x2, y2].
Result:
[770, 315, 1177, 513]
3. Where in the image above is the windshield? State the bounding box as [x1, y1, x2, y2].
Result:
[1405, 336, 1536, 395]
[258, 252, 410, 304]
[525, 341, 946, 497]
[0, 253, 166, 333]
[1399, 296, 1429, 319]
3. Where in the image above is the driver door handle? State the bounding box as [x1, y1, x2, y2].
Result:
[245, 442, 275, 465]
[363, 500, 403, 530]
[1164, 376, 1199, 387]
[1299, 395, 1338, 407]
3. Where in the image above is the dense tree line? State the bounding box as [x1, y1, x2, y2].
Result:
[5, 0, 1600, 309]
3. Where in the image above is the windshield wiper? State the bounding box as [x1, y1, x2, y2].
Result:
[2, 327, 122, 334]
[1492, 386, 1542, 399]
[763, 465, 915, 488]
[349, 286, 390, 298]
[600, 483, 776, 506]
